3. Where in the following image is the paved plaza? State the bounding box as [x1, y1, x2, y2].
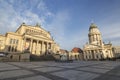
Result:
[0, 61, 120, 80]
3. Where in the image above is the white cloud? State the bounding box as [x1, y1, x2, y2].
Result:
[100, 23, 120, 38]
[0, 0, 73, 50]
[37, 0, 47, 11]
[0, 0, 51, 34]
[1, 0, 119, 50]
[99, 22, 120, 46]
[0, 0, 18, 33]
[48, 10, 70, 34]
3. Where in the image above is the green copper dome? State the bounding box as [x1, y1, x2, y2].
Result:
[89, 23, 97, 29]
[89, 23, 100, 34]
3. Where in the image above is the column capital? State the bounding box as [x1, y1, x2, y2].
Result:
[31, 39, 33, 41]
[23, 36, 27, 40]
[42, 41, 44, 43]
[37, 40, 39, 43]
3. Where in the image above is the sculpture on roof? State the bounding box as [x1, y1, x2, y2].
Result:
[35, 23, 41, 28]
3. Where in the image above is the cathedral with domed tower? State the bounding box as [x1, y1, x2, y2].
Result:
[83, 23, 114, 60]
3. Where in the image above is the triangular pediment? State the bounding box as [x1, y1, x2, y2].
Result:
[15, 24, 51, 39]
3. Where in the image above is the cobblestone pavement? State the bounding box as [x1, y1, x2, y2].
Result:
[0, 61, 120, 80]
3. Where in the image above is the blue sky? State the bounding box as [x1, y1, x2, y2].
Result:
[0, 0, 120, 50]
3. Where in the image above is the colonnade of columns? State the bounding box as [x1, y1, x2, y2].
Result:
[84, 49, 103, 60]
[23, 38, 52, 55]
[84, 49, 114, 60]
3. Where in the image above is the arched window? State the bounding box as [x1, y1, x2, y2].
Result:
[96, 55, 98, 58]
[15, 46, 17, 52]
[11, 47, 14, 52]
[101, 54, 103, 59]
[75, 55, 77, 60]
[89, 55, 91, 59]
[10, 55, 13, 59]
[8, 46, 11, 51]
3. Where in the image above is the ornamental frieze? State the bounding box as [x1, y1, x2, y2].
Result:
[25, 29, 47, 37]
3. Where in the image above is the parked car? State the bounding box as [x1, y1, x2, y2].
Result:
[0, 52, 6, 57]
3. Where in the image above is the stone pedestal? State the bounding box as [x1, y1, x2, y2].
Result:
[20, 53, 30, 62]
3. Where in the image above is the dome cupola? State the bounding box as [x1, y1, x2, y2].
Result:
[89, 23, 97, 29]
[88, 23, 102, 45]
[89, 23, 101, 34]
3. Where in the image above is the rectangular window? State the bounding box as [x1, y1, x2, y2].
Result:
[9, 39, 12, 44]
[16, 40, 19, 44]
[13, 39, 16, 44]
[15, 46, 17, 52]
[8, 46, 11, 51]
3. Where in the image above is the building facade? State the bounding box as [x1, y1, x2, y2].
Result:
[69, 47, 83, 60]
[0, 23, 60, 58]
[57, 48, 83, 61]
[112, 46, 120, 58]
[83, 23, 114, 60]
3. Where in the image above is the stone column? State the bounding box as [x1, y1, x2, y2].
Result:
[89, 50, 91, 59]
[83, 51, 86, 60]
[41, 41, 44, 54]
[39, 41, 42, 55]
[92, 35, 94, 41]
[90, 35, 93, 43]
[32, 41, 34, 54]
[90, 35, 92, 43]
[110, 50, 113, 58]
[46, 42, 49, 54]
[91, 50, 94, 59]
[96, 34, 98, 41]
[23, 37, 26, 52]
[94, 35, 96, 41]
[30, 39, 33, 53]
[98, 50, 101, 59]
[94, 50, 97, 59]
[44, 42, 47, 55]
[36, 40, 39, 55]
[92, 35, 94, 42]
[32, 41, 36, 54]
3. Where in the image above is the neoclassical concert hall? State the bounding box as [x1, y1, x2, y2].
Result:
[0, 23, 60, 56]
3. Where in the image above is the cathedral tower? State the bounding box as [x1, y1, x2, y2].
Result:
[83, 23, 114, 60]
[88, 23, 102, 45]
